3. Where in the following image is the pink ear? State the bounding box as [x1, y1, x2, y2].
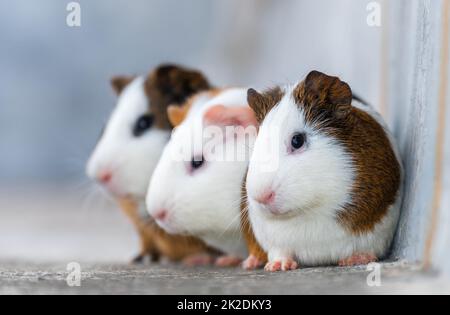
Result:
[204, 105, 257, 128]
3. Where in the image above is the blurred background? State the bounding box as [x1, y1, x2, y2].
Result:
[0, 0, 448, 275]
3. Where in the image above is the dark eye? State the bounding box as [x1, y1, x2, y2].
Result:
[133, 115, 154, 137]
[291, 133, 306, 150]
[191, 156, 205, 170]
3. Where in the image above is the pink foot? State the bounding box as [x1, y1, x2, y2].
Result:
[242, 255, 265, 270]
[339, 253, 377, 267]
[264, 258, 299, 272]
[182, 254, 214, 267]
[215, 256, 243, 268]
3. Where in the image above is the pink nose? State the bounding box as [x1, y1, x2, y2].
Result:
[97, 171, 112, 184]
[255, 190, 276, 205]
[154, 209, 168, 221]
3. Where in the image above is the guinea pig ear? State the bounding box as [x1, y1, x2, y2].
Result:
[147, 64, 210, 105]
[247, 89, 266, 122]
[303, 71, 353, 118]
[247, 87, 284, 123]
[110, 76, 135, 95]
[204, 105, 257, 128]
[167, 103, 190, 127]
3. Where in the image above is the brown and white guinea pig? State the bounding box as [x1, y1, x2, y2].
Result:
[245, 71, 403, 272]
[86, 64, 215, 262]
[146, 88, 259, 267]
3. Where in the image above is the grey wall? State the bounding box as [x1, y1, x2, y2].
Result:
[387, 0, 450, 268]
[438, 76, 450, 275]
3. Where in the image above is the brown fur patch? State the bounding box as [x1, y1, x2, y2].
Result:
[335, 109, 401, 234]
[144, 65, 211, 130]
[294, 71, 353, 122]
[118, 198, 218, 262]
[168, 103, 191, 128]
[293, 71, 401, 234]
[111, 76, 135, 95]
[147, 219, 221, 261]
[240, 176, 268, 263]
[247, 87, 284, 123]
[167, 88, 224, 127]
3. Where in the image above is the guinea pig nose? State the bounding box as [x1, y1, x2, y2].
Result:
[154, 209, 168, 221]
[255, 190, 276, 205]
[97, 171, 113, 184]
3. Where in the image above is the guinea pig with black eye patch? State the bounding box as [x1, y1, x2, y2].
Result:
[245, 70, 403, 272]
[87, 64, 218, 263]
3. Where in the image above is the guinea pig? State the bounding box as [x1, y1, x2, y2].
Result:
[245, 71, 403, 272]
[87, 64, 214, 263]
[146, 88, 259, 267]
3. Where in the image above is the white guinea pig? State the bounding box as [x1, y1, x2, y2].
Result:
[146, 88, 258, 266]
[246, 71, 403, 272]
[87, 65, 210, 200]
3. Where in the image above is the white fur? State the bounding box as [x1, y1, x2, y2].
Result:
[146, 89, 253, 257]
[246, 86, 404, 266]
[87, 77, 170, 199]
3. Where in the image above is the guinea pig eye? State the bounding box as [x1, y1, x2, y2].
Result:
[133, 114, 154, 137]
[291, 133, 306, 151]
[191, 156, 205, 171]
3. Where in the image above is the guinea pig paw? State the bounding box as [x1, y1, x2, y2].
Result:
[265, 258, 299, 272]
[130, 254, 146, 265]
[215, 256, 243, 268]
[338, 253, 377, 267]
[242, 255, 265, 270]
[182, 254, 215, 267]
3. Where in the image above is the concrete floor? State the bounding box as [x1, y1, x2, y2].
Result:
[0, 186, 449, 295]
[1, 261, 448, 295]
